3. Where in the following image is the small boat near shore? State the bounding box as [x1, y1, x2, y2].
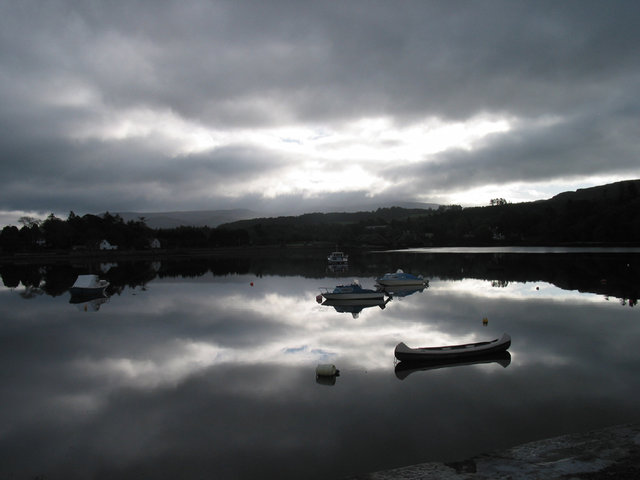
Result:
[394, 333, 511, 362]
[69, 274, 110, 295]
[320, 280, 384, 300]
[376, 269, 426, 287]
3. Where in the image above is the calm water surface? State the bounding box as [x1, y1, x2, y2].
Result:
[1, 249, 639, 479]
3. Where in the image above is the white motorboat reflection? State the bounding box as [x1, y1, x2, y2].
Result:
[327, 263, 349, 274]
[69, 295, 110, 312]
[327, 250, 348, 264]
[380, 285, 427, 298]
[69, 290, 110, 312]
[394, 351, 511, 380]
[321, 297, 391, 318]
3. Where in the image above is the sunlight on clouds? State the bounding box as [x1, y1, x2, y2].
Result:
[67, 104, 512, 199]
[72, 107, 221, 155]
[268, 115, 512, 163]
[265, 164, 389, 198]
[200, 114, 511, 199]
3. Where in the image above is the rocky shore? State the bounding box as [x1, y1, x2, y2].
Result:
[350, 424, 640, 479]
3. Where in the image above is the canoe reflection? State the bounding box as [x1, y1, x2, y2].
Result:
[394, 351, 511, 380]
[321, 297, 391, 318]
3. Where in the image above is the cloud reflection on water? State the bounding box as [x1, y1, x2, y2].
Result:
[1, 265, 639, 479]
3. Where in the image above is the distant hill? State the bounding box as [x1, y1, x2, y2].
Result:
[311, 201, 440, 213]
[115, 202, 439, 228]
[218, 206, 436, 230]
[214, 179, 640, 246]
[116, 209, 258, 229]
[456, 179, 640, 245]
[548, 179, 640, 205]
[112, 180, 640, 247]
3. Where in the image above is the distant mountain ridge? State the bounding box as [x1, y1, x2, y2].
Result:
[116, 202, 439, 228]
[116, 209, 258, 229]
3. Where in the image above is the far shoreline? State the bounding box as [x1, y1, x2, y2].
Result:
[2, 242, 640, 264]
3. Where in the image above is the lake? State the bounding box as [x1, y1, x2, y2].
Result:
[1, 248, 639, 479]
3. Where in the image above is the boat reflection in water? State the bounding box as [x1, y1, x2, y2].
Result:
[381, 285, 427, 298]
[321, 297, 391, 318]
[69, 291, 110, 312]
[376, 269, 427, 287]
[395, 351, 511, 380]
[327, 263, 349, 274]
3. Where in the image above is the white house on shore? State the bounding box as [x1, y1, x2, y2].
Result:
[99, 239, 118, 250]
[150, 238, 161, 249]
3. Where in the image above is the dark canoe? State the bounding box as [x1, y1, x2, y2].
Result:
[394, 333, 511, 362]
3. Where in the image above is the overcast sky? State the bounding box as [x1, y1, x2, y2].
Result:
[1, 0, 639, 226]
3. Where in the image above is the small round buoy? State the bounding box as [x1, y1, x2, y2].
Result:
[316, 364, 340, 377]
[250, 282, 254, 286]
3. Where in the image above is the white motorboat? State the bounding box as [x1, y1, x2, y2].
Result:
[320, 280, 384, 300]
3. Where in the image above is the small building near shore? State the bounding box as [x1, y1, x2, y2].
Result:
[99, 239, 118, 250]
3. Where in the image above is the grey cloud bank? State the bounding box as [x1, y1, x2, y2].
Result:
[1, 0, 639, 225]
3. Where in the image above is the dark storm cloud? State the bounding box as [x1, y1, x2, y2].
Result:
[1, 0, 639, 219]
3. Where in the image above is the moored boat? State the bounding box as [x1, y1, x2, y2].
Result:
[376, 269, 426, 287]
[394, 333, 511, 362]
[320, 280, 384, 300]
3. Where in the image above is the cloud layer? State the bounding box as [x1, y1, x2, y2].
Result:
[1, 0, 639, 223]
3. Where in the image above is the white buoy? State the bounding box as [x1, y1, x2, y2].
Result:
[316, 364, 340, 377]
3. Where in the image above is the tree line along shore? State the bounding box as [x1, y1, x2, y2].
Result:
[2, 180, 639, 256]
